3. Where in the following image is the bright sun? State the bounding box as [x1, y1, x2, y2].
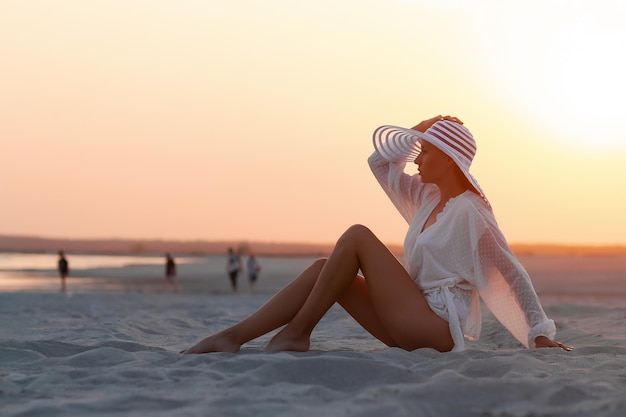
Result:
[538, 20, 626, 149]
[479, 5, 626, 151]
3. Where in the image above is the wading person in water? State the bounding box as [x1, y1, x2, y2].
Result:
[183, 115, 573, 354]
[57, 251, 69, 292]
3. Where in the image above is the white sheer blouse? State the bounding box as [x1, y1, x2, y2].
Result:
[368, 150, 556, 351]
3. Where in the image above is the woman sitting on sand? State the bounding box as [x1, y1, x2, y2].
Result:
[183, 115, 572, 354]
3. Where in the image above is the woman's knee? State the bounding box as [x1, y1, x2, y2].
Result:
[312, 257, 328, 269]
[338, 224, 373, 245]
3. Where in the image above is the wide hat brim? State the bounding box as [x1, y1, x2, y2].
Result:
[373, 124, 487, 201]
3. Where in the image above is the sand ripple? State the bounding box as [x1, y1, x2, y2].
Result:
[1, 293, 625, 416]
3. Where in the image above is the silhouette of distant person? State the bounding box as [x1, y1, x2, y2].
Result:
[247, 253, 261, 292]
[164, 253, 179, 291]
[226, 247, 241, 293]
[57, 251, 69, 292]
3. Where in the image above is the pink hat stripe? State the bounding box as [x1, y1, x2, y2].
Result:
[430, 124, 475, 155]
[429, 126, 474, 161]
[445, 123, 477, 153]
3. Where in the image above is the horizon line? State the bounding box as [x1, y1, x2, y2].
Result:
[2, 233, 626, 249]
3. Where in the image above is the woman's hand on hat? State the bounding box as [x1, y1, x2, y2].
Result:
[411, 115, 463, 132]
[442, 115, 463, 124]
[534, 335, 575, 351]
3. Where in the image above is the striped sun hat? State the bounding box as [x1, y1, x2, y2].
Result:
[373, 120, 487, 202]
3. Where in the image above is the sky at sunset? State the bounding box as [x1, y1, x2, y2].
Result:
[2, 0, 626, 247]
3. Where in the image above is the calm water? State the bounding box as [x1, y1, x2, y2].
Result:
[0, 252, 319, 293]
[0, 252, 168, 271]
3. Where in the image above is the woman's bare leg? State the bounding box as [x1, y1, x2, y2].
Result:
[182, 258, 326, 353]
[336, 275, 398, 347]
[265, 224, 454, 352]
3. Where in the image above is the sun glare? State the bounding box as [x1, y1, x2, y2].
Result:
[538, 20, 626, 149]
[478, 6, 626, 151]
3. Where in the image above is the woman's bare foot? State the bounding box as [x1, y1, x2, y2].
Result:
[264, 327, 310, 352]
[181, 332, 241, 354]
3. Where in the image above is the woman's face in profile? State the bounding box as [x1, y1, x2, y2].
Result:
[414, 140, 450, 183]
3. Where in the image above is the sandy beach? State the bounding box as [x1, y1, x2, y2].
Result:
[1, 253, 625, 416]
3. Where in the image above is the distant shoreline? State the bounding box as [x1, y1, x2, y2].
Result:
[2, 234, 626, 258]
[0, 234, 339, 258]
